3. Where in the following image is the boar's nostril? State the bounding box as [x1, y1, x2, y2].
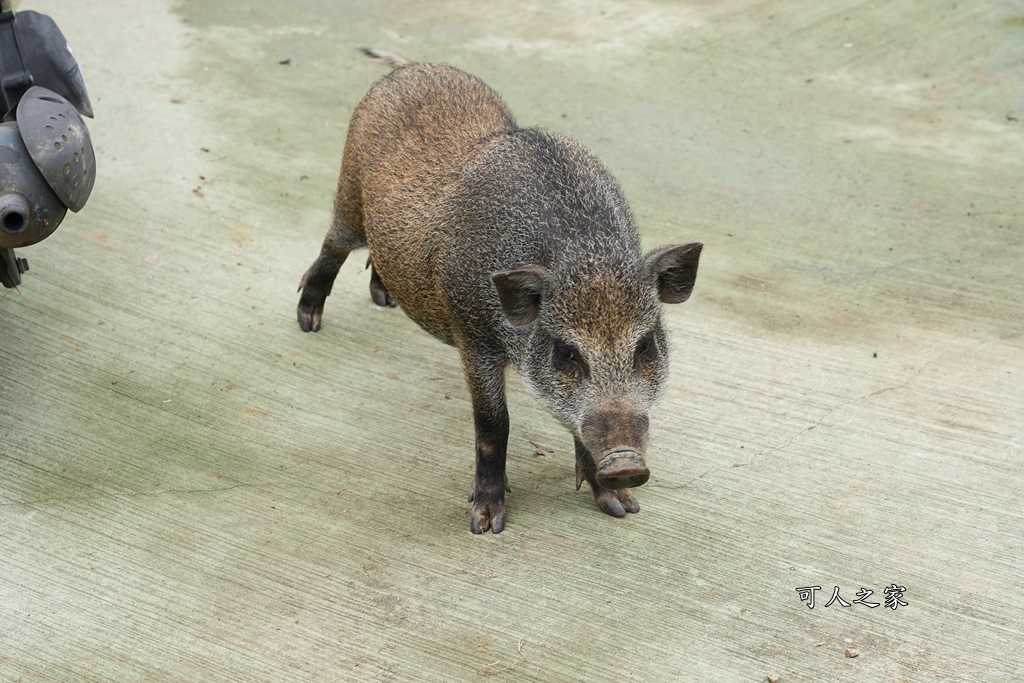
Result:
[598, 471, 650, 490]
[595, 449, 650, 490]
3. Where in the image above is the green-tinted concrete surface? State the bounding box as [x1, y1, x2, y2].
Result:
[2, 1, 1023, 681]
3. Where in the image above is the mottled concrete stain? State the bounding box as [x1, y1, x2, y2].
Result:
[172, 0, 1023, 346]
[456, 0, 713, 56]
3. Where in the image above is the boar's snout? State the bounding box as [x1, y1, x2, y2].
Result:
[595, 449, 650, 490]
[582, 408, 651, 490]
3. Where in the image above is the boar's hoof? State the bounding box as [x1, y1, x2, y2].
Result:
[369, 279, 397, 308]
[593, 487, 641, 517]
[368, 262, 397, 307]
[297, 287, 328, 332]
[469, 502, 506, 534]
[595, 449, 650, 490]
[468, 488, 507, 534]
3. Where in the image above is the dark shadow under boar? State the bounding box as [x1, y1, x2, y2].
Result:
[298, 50, 702, 534]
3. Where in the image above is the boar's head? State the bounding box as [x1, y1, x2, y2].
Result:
[492, 242, 702, 491]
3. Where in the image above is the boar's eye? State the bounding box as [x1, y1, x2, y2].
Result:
[553, 340, 587, 378]
[634, 331, 658, 372]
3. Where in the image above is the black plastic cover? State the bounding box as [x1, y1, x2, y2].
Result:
[0, 10, 93, 120]
[17, 87, 95, 212]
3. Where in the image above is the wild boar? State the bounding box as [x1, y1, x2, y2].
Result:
[298, 49, 702, 533]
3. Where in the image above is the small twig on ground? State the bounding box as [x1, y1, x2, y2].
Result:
[528, 440, 554, 456]
[470, 638, 527, 676]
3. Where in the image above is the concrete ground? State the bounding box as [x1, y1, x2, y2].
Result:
[2, 0, 1022, 680]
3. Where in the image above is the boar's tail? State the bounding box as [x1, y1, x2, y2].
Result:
[360, 47, 411, 70]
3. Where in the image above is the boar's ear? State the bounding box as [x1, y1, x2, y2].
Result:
[643, 242, 703, 304]
[491, 266, 552, 326]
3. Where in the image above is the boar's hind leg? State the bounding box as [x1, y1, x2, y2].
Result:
[367, 258, 397, 308]
[297, 228, 363, 332]
[462, 349, 511, 534]
[297, 245, 347, 332]
[574, 438, 640, 517]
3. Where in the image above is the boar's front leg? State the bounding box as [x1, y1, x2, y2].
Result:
[461, 348, 511, 534]
[574, 438, 641, 517]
